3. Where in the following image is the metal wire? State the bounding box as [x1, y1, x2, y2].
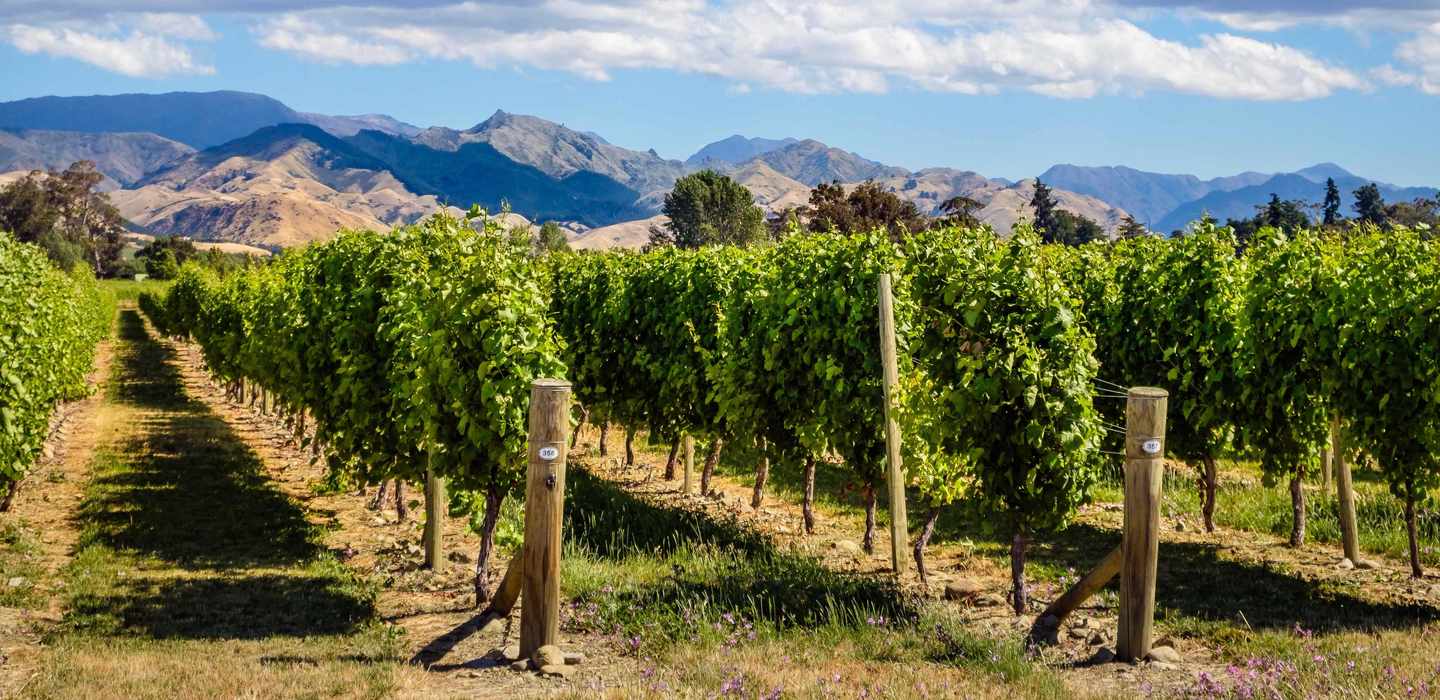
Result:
[1093, 376, 1130, 392]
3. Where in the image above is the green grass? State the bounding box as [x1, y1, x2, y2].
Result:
[22, 309, 407, 699]
[556, 465, 1070, 696]
[0, 519, 45, 608]
[98, 278, 170, 303]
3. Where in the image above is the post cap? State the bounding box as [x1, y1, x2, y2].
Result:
[1127, 386, 1168, 399]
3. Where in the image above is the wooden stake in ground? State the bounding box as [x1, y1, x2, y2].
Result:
[682, 434, 694, 494]
[1332, 417, 1360, 563]
[519, 379, 571, 659]
[423, 463, 446, 569]
[1118, 386, 1167, 663]
[877, 273, 909, 576]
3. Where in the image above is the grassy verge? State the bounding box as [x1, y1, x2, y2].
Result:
[553, 466, 1072, 698]
[20, 310, 407, 699]
[0, 520, 45, 609]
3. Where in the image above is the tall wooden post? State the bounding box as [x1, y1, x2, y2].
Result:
[877, 273, 909, 575]
[1119, 387, 1167, 663]
[682, 434, 694, 494]
[520, 379, 571, 659]
[1332, 417, 1360, 563]
[423, 459, 445, 569]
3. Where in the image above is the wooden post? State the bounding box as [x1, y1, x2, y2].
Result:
[1332, 417, 1360, 563]
[877, 273, 909, 575]
[1118, 386, 1167, 663]
[1038, 545, 1122, 627]
[519, 379, 571, 659]
[682, 434, 694, 494]
[423, 461, 446, 569]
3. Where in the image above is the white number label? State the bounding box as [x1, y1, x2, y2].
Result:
[1142, 439, 1162, 455]
[538, 446, 560, 460]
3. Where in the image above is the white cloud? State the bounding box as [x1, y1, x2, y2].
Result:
[1395, 24, 1440, 93]
[244, 1, 1366, 100]
[6, 23, 214, 77]
[257, 15, 411, 65]
[133, 12, 217, 41]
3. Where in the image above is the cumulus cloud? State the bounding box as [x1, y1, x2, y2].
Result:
[239, 1, 1366, 100]
[1395, 24, 1440, 93]
[6, 23, 214, 77]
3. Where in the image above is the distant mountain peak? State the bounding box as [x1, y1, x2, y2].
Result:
[686, 134, 800, 167]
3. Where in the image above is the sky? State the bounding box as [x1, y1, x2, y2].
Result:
[1, 1, 1438, 186]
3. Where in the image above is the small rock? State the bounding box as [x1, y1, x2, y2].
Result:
[533, 644, 565, 668]
[1067, 626, 1089, 640]
[831, 540, 863, 556]
[539, 664, 575, 678]
[1356, 559, 1378, 570]
[974, 593, 1008, 608]
[1146, 645, 1182, 664]
[1090, 647, 1115, 664]
[7, 577, 25, 588]
[509, 659, 532, 672]
[478, 616, 507, 634]
[943, 579, 983, 601]
[501, 644, 522, 661]
[1151, 661, 1178, 670]
[1338, 558, 1355, 570]
[563, 652, 585, 665]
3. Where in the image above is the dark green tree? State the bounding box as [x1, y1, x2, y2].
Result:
[1049, 210, 1105, 246]
[937, 195, 984, 229]
[650, 170, 765, 249]
[805, 180, 929, 240]
[1322, 177, 1342, 226]
[1117, 215, 1148, 239]
[1353, 183, 1387, 226]
[0, 161, 124, 274]
[1262, 194, 1310, 231]
[1029, 179, 1060, 242]
[533, 221, 570, 255]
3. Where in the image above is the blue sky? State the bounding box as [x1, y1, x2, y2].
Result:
[2, 1, 1438, 186]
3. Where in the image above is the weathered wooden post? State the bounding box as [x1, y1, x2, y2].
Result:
[877, 273, 909, 575]
[423, 460, 446, 569]
[519, 379, 571, 659]
[1332, 417, 1360, 563]
[1118, 387, 1167, 663]
[682, 434, 694, 494]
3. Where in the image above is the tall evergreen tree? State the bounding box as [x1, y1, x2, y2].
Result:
[1117, 215, 1148, 239]
[1353, 183, 1387, 226]
[1322, 177, 1342, 226]
[1029, 179, 1059, 242]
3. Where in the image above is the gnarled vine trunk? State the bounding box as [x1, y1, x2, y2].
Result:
[750, 438, 768, 509]
[570, 407, 587, 450]
[368, 480, 390, 511]
[598, 423, 609, 457]
[1010, 530, 1029, 615]
[861, 483, 877, 554]
[0, 480, 18, 512]
[664, 439, 679, 481]
[700, 439, 723, 496]
[1200, 455, 1218, 533]
[624, 427, 636, 467]
[1288, 469, 1305, 547]
[473, 482, 505, 607]
[1406, 491, 1424, 579]
[394, 480, 408, 521]
[802, 456, 817, 534]
[913, 507, 941, 584]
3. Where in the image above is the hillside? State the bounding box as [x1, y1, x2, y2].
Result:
[113, 124, 449, 247]
[687, 135, 799, 166]
[412, 110, 686, 203]
[0, 129, 194, 188]
[347, 128, 645, 227]
[1157, 173, 1439, 232]
[754, 139, 908, 186]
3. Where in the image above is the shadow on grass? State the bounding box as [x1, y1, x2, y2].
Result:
[66, 310, 373, 640]
[69, 574, 373, 639]
[1032, 521, 1439, 634]
[81, 310, 322, 569]
[565, 467, 916, 635]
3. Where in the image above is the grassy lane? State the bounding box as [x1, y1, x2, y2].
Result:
[22, 310, 407, 699]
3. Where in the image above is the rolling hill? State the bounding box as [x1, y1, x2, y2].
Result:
[0, 128, 194, 188]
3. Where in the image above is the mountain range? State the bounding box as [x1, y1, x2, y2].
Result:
[0, 90, 1434, 249]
